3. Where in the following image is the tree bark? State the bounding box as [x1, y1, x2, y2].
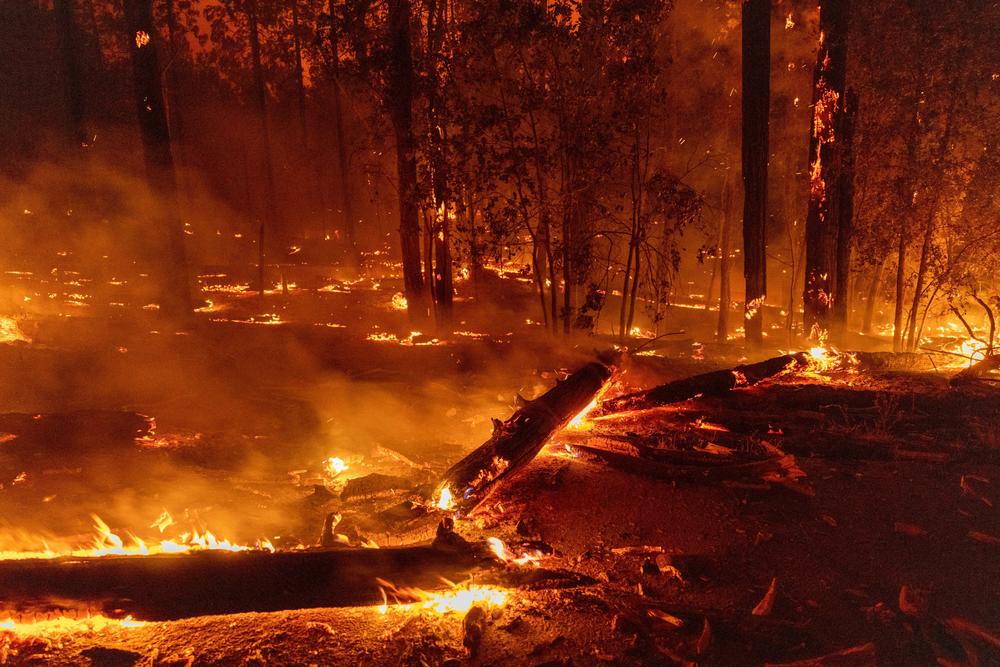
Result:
[861, 256, 885, 335]
[740, 0, 770, 349]
[386, 0, 427, 321]
[123, 0, 192, 321]
[804, 0, 850, 335]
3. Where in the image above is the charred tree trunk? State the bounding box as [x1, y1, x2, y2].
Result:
[55, 0, 87, 148]
[246, 0, 279, 296]
[426, 0, 453, 323]
[740, 0, 770, 349]
[441, 361, 612, 513]
[599, 353, 807, 416]
[386, 0, 427, 321]
[831, 89, 857, 340]
[0, 537, 492, 621]
[124, 0, 191, 321]
[328, 0, 359, 267]
[804, 0, 850, 336]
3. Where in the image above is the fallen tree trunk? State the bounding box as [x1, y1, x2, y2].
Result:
[441, 361, 612, 512]
[950, 354, 1000, 386]
[599, 353, 807, 416]
[0, 532, 495, 621]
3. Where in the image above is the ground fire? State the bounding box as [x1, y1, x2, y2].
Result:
[1, 0, 999, 665]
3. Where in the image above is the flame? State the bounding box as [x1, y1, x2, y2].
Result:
[0, 515, 274, 561]
[390, 293, 408, 310]
[324, 456, 348, 477]
[376, 579, 507, 616]
[487, 537, 542, 566]
[435, 486, 455, 511]
[0, 614, 147, 637]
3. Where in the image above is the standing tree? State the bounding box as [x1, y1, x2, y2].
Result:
[740, 0, 770, 348]
[803, 0, 849, 337]
[54, 0, 87, 148]
[123, 0, 192, 321]
[385, 0, 427, 321]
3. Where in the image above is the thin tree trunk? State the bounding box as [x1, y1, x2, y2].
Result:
[386, 0, 426, 321]
[740, 0, 770, 349]
[861, 256, 885, 335]
[717, 175, 733, 342]
[803, 0, 850, 336]
[124, 0, 191, 321]
[892, 230, 907, 352]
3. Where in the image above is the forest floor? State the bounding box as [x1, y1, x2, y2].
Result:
[0, 269, 997, 666]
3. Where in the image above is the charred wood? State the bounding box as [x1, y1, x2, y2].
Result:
[0, 531, 496, 621]
[440, 361, 612, 512]
[599, 354, 807, 415]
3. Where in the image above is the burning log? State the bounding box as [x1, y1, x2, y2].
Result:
[0, 525, 495, 621]
[599, 353, 807, 416]
[439, 361, 612, 512]
[950, 354, 1000, 386]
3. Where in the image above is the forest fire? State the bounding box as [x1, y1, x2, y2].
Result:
[1, 0, 998, 663]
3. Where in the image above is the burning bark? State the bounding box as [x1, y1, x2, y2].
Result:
[439, 361, 613, 513]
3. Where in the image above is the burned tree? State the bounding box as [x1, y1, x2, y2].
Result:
[386, 0, 428, 322]
[803, 0, 850, 336]
[740, 0, 770, 348]
[123, 0, 191, 320]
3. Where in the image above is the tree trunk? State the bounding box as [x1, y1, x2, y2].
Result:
[386, 0, 427, 321]
[740, 0, 770, 349]
[246, 0, 279, 295]
[124, 0, 191, 321]
[803, 0, 850, 335]
[831, 89, 858, 341]
[328, 0, 359, 267]
[54, 0, 87, 148]
[717, 174, 733, 342]
[892, 229, 907, 352]
[861, 256, 885, 335]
